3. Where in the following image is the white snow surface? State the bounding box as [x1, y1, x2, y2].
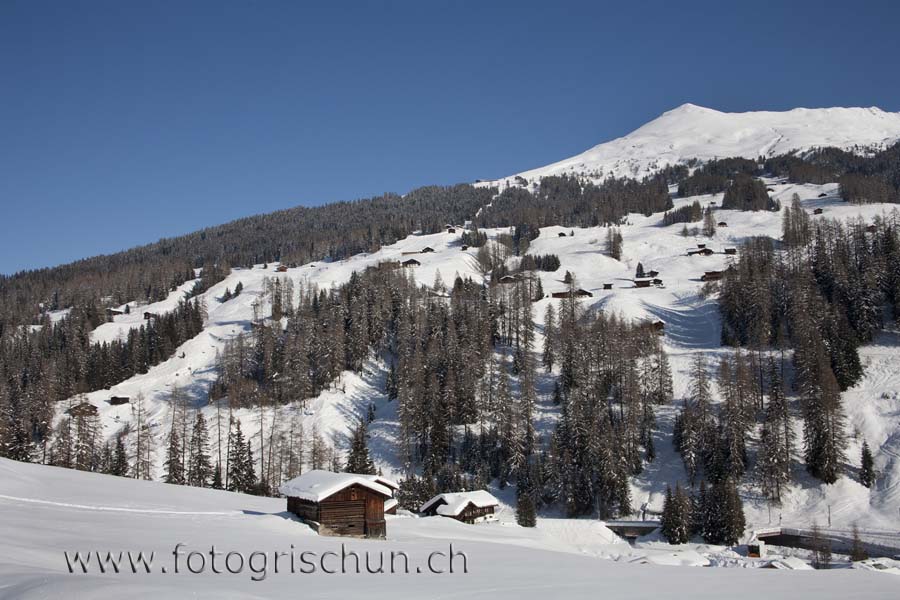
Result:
[481, 104, 900, 186]
[2, 458, 898, 599]
[420, 490, 500, 516]
[278, 469, 392, 502]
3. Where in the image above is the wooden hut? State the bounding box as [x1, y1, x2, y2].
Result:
[280, 470, 392, 538]
[106, 308, 125, 318]
[143, 312, 158, 320]
[603, 283, 613, 290]
[724, 248, 737, 255]
[551, 289, 593, 298]
[447, 227, 456, 234]
[717, 221, 728, 227]
[497, 275, 517, 285]
[402, 259, 421, 268]
[420, 247, 435, 253]
[646, 270, 659, 278]
[813, 208, 824, 214]
[634, 278, 653, 288]
[688, 248, 715, 256]
[461, 245, 469, 251]
[697, 243, 706, 249]
[558, 232, 567, 237]
[276, 265, 289, 273]
[420, 490, 499, 524]
[109, 396, 130, 406]
[701, 270, 724, 282]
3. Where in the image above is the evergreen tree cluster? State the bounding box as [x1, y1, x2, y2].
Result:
[662, 201, 703, 226]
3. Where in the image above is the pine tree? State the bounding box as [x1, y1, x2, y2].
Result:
[859, 440, 875, 488]
[187, 412, 213, 487]
[661, 484, 692, 544]
[211, 462, 224, 489]
[111, 431, 129, 477]
[345, 419, 376, 474]
[850, 523, 868, 561]
[164, 424, 185, 485]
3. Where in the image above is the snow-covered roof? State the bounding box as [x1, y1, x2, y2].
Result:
[366, 474, 399, 491]
[762, 557, 812, 570]
[279, 470, 392, 502]
[384, 498, 398, 512]
[420, 490, 499, 516]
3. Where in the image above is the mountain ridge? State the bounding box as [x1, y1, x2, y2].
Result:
[483, 103, 900, 186]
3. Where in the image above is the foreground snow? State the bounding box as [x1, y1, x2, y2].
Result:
[1, 459, 897, 599]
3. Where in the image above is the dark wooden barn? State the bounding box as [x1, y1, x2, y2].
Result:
[551, 289, 593, 298]
[420, 247, 435, 253]
[447, 227, 456, 233]
[109, 396, 130, 406]
[280, 470, 393, 538]
[813, 208, 824, 214]
[402, 259, 421, 267]
[558, 232, 567, 237]
[688, 248, 715, 256]
[634, 278, 653, 288]
[603, 283, 613, 290]
[717, 221, 728, 227]
[276, 265, 289, 273]
[701, 270, 724, 282]
[420, 490, 499, 524]
[724, 248, 737, 255]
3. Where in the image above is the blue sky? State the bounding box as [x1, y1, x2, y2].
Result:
[2, 0, 899, 274]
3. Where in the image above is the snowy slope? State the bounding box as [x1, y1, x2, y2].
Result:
[2, 458, 898, 599]
[481, 104, 900, 186]
[57, 180, 900, 544]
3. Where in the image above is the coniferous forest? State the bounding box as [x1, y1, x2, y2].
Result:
[3, 143, 900, 542]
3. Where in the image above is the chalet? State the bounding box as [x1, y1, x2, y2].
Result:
[634, 278, 653, 288]
[384, 499, 399, 515]
[497, 275, 517, 285]
[420, 490, 499, 524]
[461, 245, 469, 251]
[447, 227, 456, 234]
[701, 270, 724, 282]
[717, 221, 728, 227]
[143, 312, 159, 320]
[67, 402, 98, 418]
[276, 265, 289, 273]
[688, 248, 715, 256]
[420, 247, 435, 253]
[724, 248, 737, 255]
[402, 259, 421, 268]
[558, 232, 567, 237]
[603, 283, 613, 290]
[551, 289, 593, 298]
[280, 470, 392, 538]
[109, 396, 130, 406]
[106, 308, 125, 317]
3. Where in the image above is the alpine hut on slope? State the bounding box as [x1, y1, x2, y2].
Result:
[419, 490, 499, 524]
[280, 470, 392, 538]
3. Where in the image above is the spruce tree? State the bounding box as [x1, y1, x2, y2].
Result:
[859, 440, 875, 488]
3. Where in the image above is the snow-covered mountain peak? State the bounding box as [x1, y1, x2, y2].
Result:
[483, 104, 900, 185]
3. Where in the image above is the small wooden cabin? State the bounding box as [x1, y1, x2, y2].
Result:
[702, 270, 724, 282]
[634, 278, 653, 288]
[603, 283, 613, 290]
[717, 221, 728, 227]
[420, 490, 499, 524]
[420, 247, 435, 253]
[109, 396, 130, 406]
[402, 259, 421, 267]
[646, 270, 659, 278]
[497, 275, 517, 285]
[461, 245, 469, 251]
[447, 227, 456, 234]
[143, 312, 159, 320]
[724, 248, 737, 255]
[813, 208, 824, 214]
[276, 265, 289, 273]
[106, 308, 125, 318]
[67, 402, 98, 418]
[558, 232, 567, 237]
[280, 470, 392, 538]
[551, 289, 593, 298]
[688, 248, 715, 256]
[697, 243, 706, 249]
